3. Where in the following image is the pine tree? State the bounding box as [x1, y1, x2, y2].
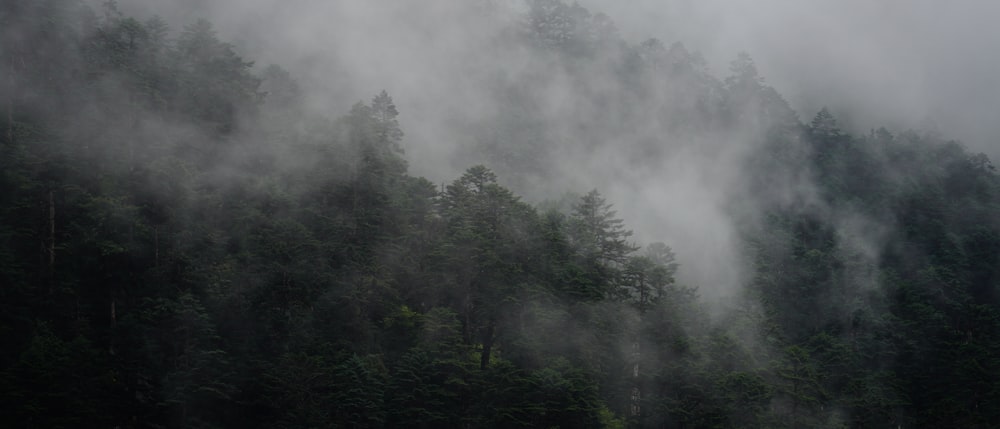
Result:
[568, 190, 638, 300]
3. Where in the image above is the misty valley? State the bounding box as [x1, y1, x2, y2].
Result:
[2, 0, 999, 428]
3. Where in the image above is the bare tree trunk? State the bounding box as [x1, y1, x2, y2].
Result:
[5, 43, 21, 144]
[110, 298, 117, 355]
[480, 321, 495, 370]
[630, 339, 641, 417]
[47, 189, 55, 293]
[154, 226, 160, 267]
[639, 276, 646, 312]
[630, 276, 646, 419]
[129, 92, 138, 169]
[6, 57, 13, 145]
[463, 294, 473, 344]
[791, 376, 800, 429]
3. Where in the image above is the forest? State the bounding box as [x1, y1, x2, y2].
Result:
[1, 0, 999, 428]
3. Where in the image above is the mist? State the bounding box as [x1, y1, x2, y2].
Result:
[116, 0, 1000, 302]
[4, 0, 1000, 427]
[118, 0, 732, 300]
[121, 0, 1000, 158]
[583, 0, 1000, 156]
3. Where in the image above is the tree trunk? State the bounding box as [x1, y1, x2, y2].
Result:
[791, 377, 799, 429]
[6, 57, 13, 145]
[47, 189, 55, 293]
[630, 339, 641, 417]
[154, 226, 159, 267]
[639, 276, 646, 312]
[129, 93, 137, 168]
[462, 292, 473, 344]
[109, 298, 117, 355]
[480, 321, 495, 370]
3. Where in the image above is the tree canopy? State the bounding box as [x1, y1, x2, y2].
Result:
[2, 1, 998, 428]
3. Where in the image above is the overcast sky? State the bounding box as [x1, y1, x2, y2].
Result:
[579, 0, 1000, 155]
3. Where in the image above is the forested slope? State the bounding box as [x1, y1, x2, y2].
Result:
[2, 1, 998, 428]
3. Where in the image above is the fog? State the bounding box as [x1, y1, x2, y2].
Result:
[6, 1, 998, 426]
[117, 0, 999, 303]
[583, 0, 1000, 156]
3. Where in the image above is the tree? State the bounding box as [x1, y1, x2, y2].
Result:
[571, 190, 637, 265]
[775, 345, 825, 428]
[330, 355, 386, 428]
[568, 189, 638, 300]
[371, 90, 404, 149]
[174, 19, 262, 134]
[439, 165, 537, 369]
[726, 52, 763, 90]
[809, 107, 842, 142]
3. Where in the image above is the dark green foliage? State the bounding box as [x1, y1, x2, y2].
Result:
[2, 1, 999, 428]
[174, 19, 262, 134]
[567, 190, 639, 301]
[742, 106, 1000, 427]
[0, 324, 114, 428]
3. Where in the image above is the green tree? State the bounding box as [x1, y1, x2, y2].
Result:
[174, 19, 262, 134]
[438, 165, 540, 369]
[567, 190, 638, 301]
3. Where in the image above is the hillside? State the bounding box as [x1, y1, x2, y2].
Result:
[2, 1, 998, 427]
